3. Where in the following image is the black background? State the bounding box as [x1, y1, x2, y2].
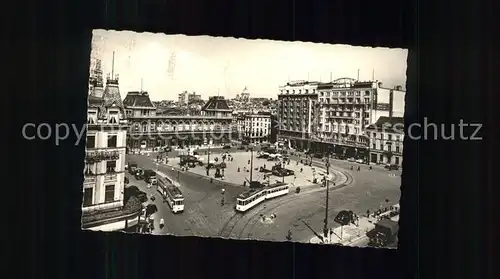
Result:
[5, 0, 496, 278]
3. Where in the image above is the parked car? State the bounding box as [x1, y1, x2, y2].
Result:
[134, 168, 145, 180]
[259, 166, 272, 173]
[356, 159, 364, 164]
[313, 153, 324, 159]
[385, 164, 400, 171]
[272, 168, 295, 177]
[347, 157, 356, 162]
[144, 169, 157, 184]
[128, 162, 138, 174]
[223, 145, 231, 149]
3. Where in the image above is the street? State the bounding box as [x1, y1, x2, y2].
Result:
[127, 149, 401, 245]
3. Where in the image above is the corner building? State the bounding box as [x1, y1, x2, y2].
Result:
[82, 62, 141, 231]
[278, 78, 405, 161]
[277, 80, 320, 150]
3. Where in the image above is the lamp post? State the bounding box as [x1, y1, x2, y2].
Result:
[249, 147, 254, 183]
[323, 158, 330, 240]
[206, 144, 210, 176]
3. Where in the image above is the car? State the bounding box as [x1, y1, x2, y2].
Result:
[128, 162, 138, 174]
[385, 164, 400, 170]
[313, 153, 324, 159]
[356, 159, 364, 164]
[237, 146, 246, 150]
[163, 146, 172, 152]
[259, 166, 272, 173]
[223, 145, 231, 149]
[347, 157, 356, 162]
[134, 168, 145, 180]
[272, 168, 294, 177]
[143, 169, 157, 184]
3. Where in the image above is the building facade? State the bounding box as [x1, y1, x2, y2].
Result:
[277, 78, 405, 160]
[243, 114, 271, 144]
[187, 92, 202, 103]
[277, 80, 320, 150]
[366, 116, 404, 166]
[178, 91, 188, 105]
[82, 62, 141, 231]
[124, 95, 234, 150]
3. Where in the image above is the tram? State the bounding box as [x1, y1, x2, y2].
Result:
[157, 174, 184, 213]
[236, 182, 289, 212]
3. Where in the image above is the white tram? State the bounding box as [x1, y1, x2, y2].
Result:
[236, 182, 289, 212]
[157, 174, 185, 213]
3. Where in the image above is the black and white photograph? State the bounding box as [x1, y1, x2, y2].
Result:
[81, 29, 407, 248]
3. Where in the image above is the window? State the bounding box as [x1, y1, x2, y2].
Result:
[84, 163, 95, 175]
[388, 134, 392, 141]
[104, 184, 115, 203]
[107, 135, 117, 147]
[83, 188, 93, 207]
[106, 161, 116, 173]
[396, 145, 400, 153]
[87, 113, 96, 124]
[109, 112, 119, 124]
[395, 157, 400, 164]
[86, 136, 95, 148]
[372, 143, 376, 149]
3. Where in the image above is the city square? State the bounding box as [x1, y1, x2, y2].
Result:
[125, 148, 401, 244]
[82, 30, 406, 247]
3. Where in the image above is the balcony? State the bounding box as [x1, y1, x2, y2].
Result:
[104, 173, 117, 181]
[84, 175, 96, 183]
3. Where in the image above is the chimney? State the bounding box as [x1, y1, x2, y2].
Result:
[378, 82, 383, 88]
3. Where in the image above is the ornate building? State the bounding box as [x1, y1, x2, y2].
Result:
[124, 95, 234, 151]
[82, 59, 141, 231]
[278, 78, 405, 160]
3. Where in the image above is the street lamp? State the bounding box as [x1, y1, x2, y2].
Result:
[206, 144, 211, 176]
[323, 158, 330, 240]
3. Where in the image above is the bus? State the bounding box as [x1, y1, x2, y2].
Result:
[156, 174, 184, 213]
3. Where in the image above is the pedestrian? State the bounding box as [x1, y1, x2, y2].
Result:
[300, 167, 303, 173]
[369, 166, 372, 170]
[357, 166, 360, 171]
[160, 218, 165, 228]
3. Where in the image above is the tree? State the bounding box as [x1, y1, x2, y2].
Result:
[262, 100, 271, 106]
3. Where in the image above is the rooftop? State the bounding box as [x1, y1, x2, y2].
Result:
[201, 96, 231, 111]
[123, 91, 156, 108]
[367, 116, 405, 131]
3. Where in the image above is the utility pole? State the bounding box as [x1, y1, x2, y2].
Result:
[249, 147, 254, 182]
[206, 145, 211, 176]
[323, 157, 330, 240]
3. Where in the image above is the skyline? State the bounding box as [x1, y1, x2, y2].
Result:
[91, 29, 408, 102]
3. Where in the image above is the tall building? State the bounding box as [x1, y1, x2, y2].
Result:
[124, 95, 234, 150]
[277, 78, 405, 160]
[366, 116, 404, 166]
[82, 59, 141, 231]
[277, 80, 320, 150]
[178, 91, 188, 105]
[243, 113, 272, 144]
[187, 92, 202, 103]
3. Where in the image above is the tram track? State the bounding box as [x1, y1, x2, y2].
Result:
[241, 169, 354, 239]
[217, 169, 354, 239]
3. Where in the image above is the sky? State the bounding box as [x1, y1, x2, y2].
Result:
[91, 29, 408, 102]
